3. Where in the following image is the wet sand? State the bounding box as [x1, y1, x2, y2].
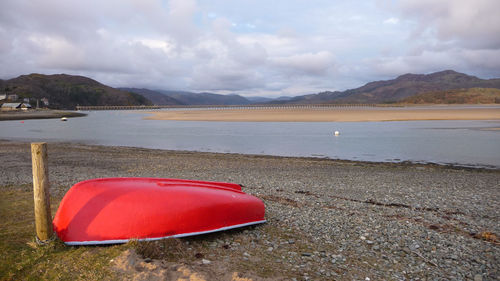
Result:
[144, 106, 500, 122]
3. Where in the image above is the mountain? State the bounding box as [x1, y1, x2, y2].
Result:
[246, 96, 275, 103]
[271, 91, 343, 104]
[264, 96, 295, 104]
[123, 88, 285, 105]
[401, 88, 500, 104]
[119, 88, 184, 105]
[0, 74, 150, 109]
[5, 70, 498, 108]
[275, 96, 294, 101]
[277, 70, 500, 104]
[159, 90, 251, 105]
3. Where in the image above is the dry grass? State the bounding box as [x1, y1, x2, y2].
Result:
[0, 186, 314, 280]
[130, 223, 320, 280]
[0, 187, 127, 281]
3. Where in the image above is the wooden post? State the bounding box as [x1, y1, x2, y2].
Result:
[31, 142, 53, 242]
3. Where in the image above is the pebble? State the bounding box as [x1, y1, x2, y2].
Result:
[3, 141, 498, 280]
[409, 243, 420, 251]
[201, 259, 211, 265]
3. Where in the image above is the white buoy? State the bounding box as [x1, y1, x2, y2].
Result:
[334, 131, 340, 136]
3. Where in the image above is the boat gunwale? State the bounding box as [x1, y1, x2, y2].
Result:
[62, 220, 267, 245]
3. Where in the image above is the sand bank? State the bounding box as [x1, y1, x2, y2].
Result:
[144, 106, 500, 122]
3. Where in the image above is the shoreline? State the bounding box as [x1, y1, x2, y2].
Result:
[0, 110, 87, 121]
[1, 138, 498, 173]
[1, 139, 497, 171]
[1, 140, 498, 280]
[144, 105, 500, 122]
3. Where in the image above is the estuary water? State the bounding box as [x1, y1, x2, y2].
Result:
[1, 110, 499, 168]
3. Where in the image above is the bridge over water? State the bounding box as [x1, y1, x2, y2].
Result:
[75, 104, 377, 111]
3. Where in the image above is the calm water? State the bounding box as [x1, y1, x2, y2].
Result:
[1, 110, 499, 168]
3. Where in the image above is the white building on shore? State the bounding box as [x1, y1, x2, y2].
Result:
[1, 102, 32, 111]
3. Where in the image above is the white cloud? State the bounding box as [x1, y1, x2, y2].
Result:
[270, 51, 335, 76]
[383, 17, 399, 24]
[133, 38, 176, 56]
[0, 0, 499, 97]
[191, 65, 264, 91]
[164, 0, 199, 45]
[367, 47, 500, 78]
[394, 0, 500, 49]
[368, 0, 500, 80]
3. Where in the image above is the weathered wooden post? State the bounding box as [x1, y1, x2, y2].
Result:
[31, 142, 53, 243]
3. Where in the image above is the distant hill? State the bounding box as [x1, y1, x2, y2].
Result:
[119, 88, 184, 105]
[246, 96, 275, 103]
[5, 70, 499, 108]
[159, 90, 251, 105]
[0, 74, 150, 109]
[277, 70, 500, 104]
[401, 88, 500, 104]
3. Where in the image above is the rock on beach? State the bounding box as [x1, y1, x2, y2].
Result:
[0, 140, 498, 280]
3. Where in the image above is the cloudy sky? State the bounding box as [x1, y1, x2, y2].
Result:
[1, 0, 499, 97]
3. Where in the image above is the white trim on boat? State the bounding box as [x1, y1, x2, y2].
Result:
[63, 220, 267, 245]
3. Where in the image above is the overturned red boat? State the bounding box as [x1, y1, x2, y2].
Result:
[53, 178, 266, 245]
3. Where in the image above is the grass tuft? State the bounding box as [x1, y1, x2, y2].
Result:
[0, 187, 128, 281]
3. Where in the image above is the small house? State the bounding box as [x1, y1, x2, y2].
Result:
[0, 102, 32, 111]
[1, 103, 21, 111]
[0, 94, 6, 101]
[19, 103, 32, 110]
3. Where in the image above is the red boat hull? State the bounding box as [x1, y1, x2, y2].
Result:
[53, 178, 266, 245]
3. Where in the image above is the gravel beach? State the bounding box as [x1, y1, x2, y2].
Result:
[0, 140, 498, 280]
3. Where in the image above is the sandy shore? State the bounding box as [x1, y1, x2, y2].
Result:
[144, 106, 500, 122]
[1, 140, 498, 280]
